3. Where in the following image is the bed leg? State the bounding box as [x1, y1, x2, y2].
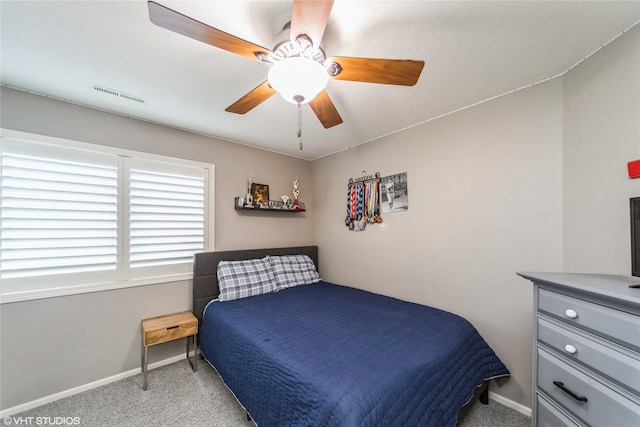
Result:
[479, 383, 489, 405]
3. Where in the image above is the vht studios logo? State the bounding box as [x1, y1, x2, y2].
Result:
[3, 417, 81, 426]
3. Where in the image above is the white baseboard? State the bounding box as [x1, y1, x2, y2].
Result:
[0, 353, 190, 418]
[489, 391, 532, 417]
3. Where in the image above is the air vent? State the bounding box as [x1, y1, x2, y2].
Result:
[92, 85, 146, 104]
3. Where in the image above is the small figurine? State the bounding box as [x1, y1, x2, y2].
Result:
[246, 175, 253, 205]
[279, 195, 288, 209]
[293, 177, 300, 205]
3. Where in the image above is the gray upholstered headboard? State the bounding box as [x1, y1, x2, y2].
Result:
[192, 246, 318, 325]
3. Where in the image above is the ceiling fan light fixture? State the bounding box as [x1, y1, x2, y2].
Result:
[268, 57, 329, 104]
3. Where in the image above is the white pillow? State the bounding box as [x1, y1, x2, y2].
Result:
[267, 255, 320, 290]
[216, 257, 277, 301]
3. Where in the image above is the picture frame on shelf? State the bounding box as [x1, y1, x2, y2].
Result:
[251, 183, 269, 204]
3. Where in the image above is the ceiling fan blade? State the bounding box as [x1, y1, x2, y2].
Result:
[328, 57, 425, 86]
[309, 90, 343, 129]
[226, 81, 277, 114]
[290, 0, 334, 47]
[148, 1, 270, 60]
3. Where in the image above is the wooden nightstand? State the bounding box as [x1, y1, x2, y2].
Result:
[141, 311, 198, 391]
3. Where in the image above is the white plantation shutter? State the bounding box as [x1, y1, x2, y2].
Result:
[1, 140, 118, 288]
[129, 159, 205, 277]
[1, 131, 213, 302]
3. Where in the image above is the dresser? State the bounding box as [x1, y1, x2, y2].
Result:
[518, 272, 640, 426]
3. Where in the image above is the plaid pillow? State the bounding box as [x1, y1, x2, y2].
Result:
[267, 255, 320, 290]
[217, 257, 277, 301]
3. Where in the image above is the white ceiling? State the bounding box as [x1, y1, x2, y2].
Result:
[1, 1, 639, 161]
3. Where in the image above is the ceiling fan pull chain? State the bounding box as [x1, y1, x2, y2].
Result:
[297, 99, 303, 151]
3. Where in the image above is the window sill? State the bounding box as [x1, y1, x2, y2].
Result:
[0, 273, 192, 304]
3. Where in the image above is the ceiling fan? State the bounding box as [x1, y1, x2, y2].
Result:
[147, 0, 425, 130]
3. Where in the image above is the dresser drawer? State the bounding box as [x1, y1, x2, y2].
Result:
[537, 348, 640, 426]
[538, 317, 640, 395]
[538, 288, 640, 351]
[536, 393, 583, 427]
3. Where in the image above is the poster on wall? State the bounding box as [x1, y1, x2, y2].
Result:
[381, 172, 408, 213]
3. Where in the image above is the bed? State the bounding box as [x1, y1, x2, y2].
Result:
[193, 246, 509, 426]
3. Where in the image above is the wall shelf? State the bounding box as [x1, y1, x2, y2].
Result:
[234, 197, 306, 213]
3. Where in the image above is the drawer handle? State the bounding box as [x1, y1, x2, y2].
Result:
[564, 344, 577, 354]
[167, 325, 179, 330]
[564, 309, 578, 319]
[553, 381, 588, 402]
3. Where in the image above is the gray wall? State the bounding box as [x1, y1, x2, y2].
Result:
[2, 24, 638, 414]
[563, 25, 640, 272]
[311, 25, 639, 409]
[0, 87, 314, 410]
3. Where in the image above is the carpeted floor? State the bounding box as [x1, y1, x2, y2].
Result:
[14, 359, 531, 426]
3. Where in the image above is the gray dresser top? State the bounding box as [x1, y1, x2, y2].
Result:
[518, 272, 640, 309]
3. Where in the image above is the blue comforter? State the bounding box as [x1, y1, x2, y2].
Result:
[200, 281, 509, 426]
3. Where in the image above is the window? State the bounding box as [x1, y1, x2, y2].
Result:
[128, 159, 206, 279]
[1, 130, 214, 302]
